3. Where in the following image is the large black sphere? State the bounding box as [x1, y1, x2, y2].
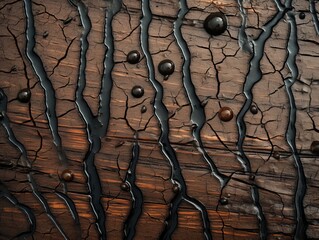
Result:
[158, 59, 175, 78]
[131, 85, 144, 98]
[204, 12, 227, 36]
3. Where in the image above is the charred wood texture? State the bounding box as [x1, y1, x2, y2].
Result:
[0, 0, 319, 239]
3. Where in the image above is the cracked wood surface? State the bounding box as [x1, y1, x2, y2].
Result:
[0, 0, 319, 239]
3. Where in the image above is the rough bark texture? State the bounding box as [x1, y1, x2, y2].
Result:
[0, 0, 319, 239]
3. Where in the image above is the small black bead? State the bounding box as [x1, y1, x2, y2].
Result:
[131, 86, 144, 98]
[311, 141, 319, 154]
[63, 17, 73, 25]
[204, 12, 227, 36]
[120, 182, 130, 191]
[17, 88, 31, 103]
[219, 197, 228, 205]
[141, 105, 147, 113]
[299, 12, 306, 20]
[250, 105, 258, 114]
[158, 59, 175, 78]
[172, 184, 180, 193]
[273, 151, 280, 160]
[43, 31, 49, 38]
[127, 50, 140, 64]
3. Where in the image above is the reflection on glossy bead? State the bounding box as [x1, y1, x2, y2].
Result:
[299, 12, 306, 20]
[311, 141, 319, 154]
[127, 50, 140, 64]
[158, 59, 175, 79]
[61, 169, 74, 182]
[219, 197, 228, 205]
[250, 105, 258, 114]
[131, 86, 144, 98]
[17, 88, 31, 103]
[204, 12, 227, 36]
[120, 182, 130, 191]
[0, 112, 4, 120]
[218, 107, 233, 122]
[141, 105, 147, 113]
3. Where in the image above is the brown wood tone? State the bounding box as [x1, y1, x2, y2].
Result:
[0, 0, 319, 239]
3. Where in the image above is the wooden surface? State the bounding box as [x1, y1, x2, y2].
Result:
[0, 0, 319, 239]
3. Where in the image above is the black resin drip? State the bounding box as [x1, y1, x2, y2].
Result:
[173, 0, 228, 188]
[139, 0, 212, 239]
[70, 0, 122, 238]
[123, 138, 143, 240]
[23, 0, 68, 167]
[127, 50, 140, 64]
[284, 9, 308, 239]
[235, 1, 291, 239]
[0, 88, 69, 239]
[310, 0, 319, 34]
[237, 0, 252, 52]
[0, 183, 36, 239]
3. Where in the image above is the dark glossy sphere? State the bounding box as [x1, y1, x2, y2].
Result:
[218, 107, 233, 122]
[43, 31, 49, 38]
[61, 169, 74, 182]
[120, 182, 130, 191]
[158, 59, 175, 77]
[131, 86, 144, 98]
[299, 12, 306, 20]
[250, 105, 258, 114]
[219, 197, 228, 205]
[204, 12, 227, 36]
[172, 184, 180, 193]
[141, 105, 147, 113]
[311, 141, 319, 154]
[127, 50, 140, 64]
[17, 88, 31, 103]
[0, 112, 4, 120]
[272, 151, 280, 160]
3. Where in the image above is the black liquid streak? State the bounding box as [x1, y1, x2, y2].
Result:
[0, 183, 36, 239]
[251, 185, 267, 240]
[23, 0, 67, 167]
[237, 0, 252, 53]
[23, 0, 79, 230]
[173, 0, 228, 187]
[70, 0, 121, 239]
[284, 10, 308, 239]
[140, 1, 212, 239]
[236, 1, 290, 239]
[123, 138, 143, 240]
[310, 0, 319, 35]
[0, 89, 68, 239]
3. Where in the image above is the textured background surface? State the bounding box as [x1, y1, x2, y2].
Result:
[0, 0, 319, 239]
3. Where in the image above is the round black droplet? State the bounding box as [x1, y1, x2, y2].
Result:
[17, 88, 31, 103]
[158, 59, 175, 78]
[120, 182, 130, 191]
[127, 50, 140, 64]
[172, 184, 180, 193]
[141, 105, 147, 113]
[299, 12, 306, 20]
[131, 86, 144, 98]
[273, 151, 280, 160]
[204, 12, 227, 36]
[311, 141, 319, 154]
[250, 105, 258, 114]
[43, 31, 49, 38]
[219, 197, 228, 205]
[249, 174, 256, 181]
